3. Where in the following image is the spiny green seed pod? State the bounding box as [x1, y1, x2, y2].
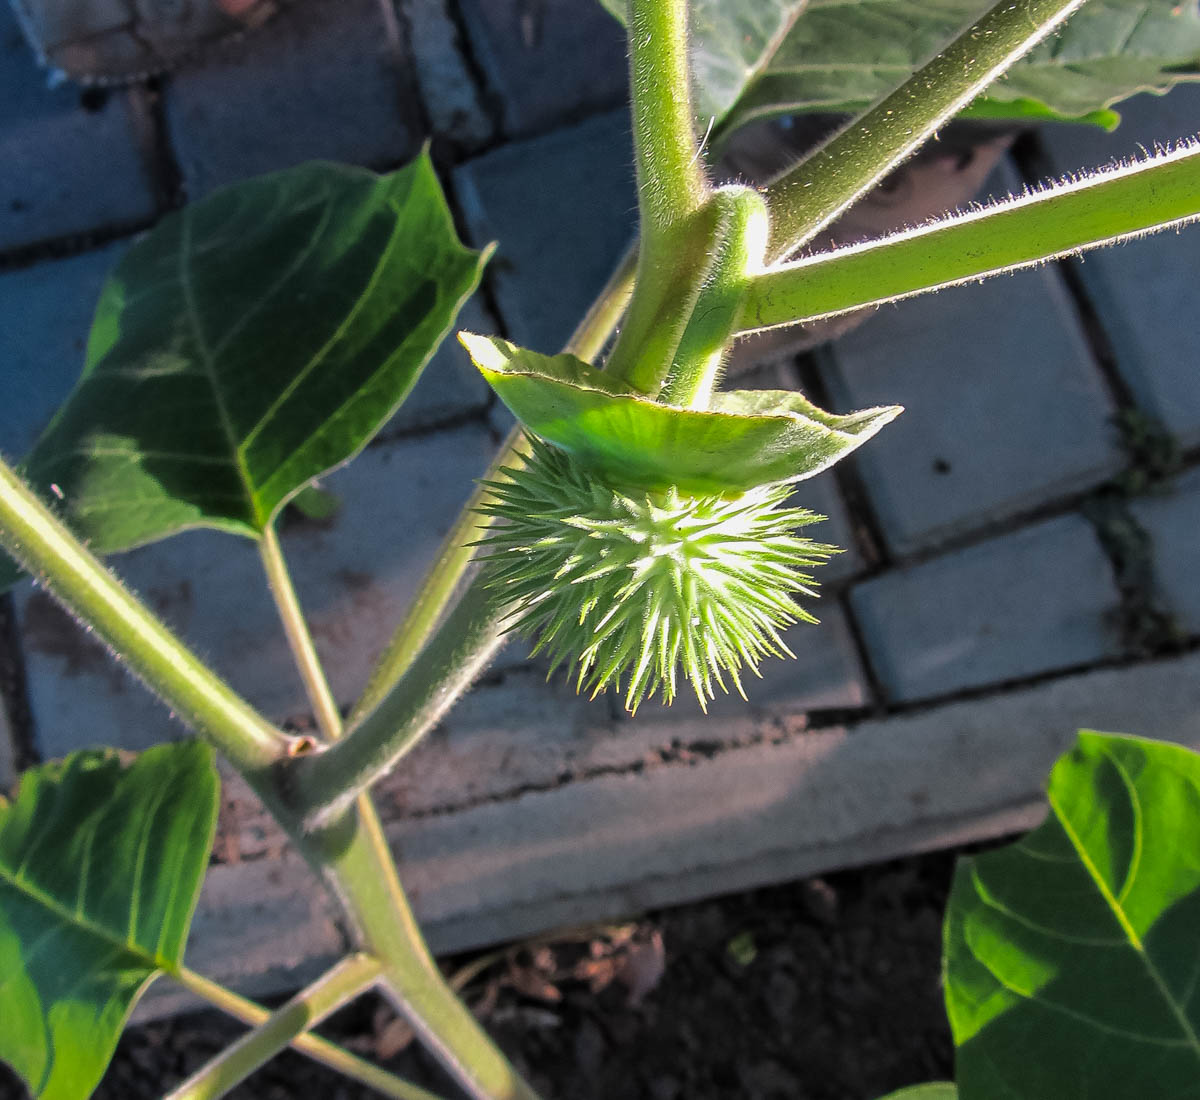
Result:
[477, 435, 837, 714]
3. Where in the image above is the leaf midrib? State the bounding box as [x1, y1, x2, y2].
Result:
[0, 863, 170, 972]
[1049, 746, 1200, 1059]
[179, 205, 258, 531]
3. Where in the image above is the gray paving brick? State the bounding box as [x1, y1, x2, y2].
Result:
[1131, 465, 1200, 635]
[850, 514, 1121, 702]
[164, 0, 418, 198]
[19, 424, 497, 759]
[400, 0, 493, 147]
[1, 6, 156, 250]
[454, 109, 636, 354]
[1038, 85, 1200, 448]
[819, 168, 1123, 554]
[0, 242, 127, 456]
[456, 0, 626, 138]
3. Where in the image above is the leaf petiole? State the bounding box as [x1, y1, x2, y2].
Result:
[741, 141, 1200, 332]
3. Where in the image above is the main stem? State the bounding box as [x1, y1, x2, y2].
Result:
[627, 0, 707, 238]
[604, 0, 714, 393]
[762, 0, 1088, 261]
[260, 523, 538, 1099]
[310, 800, 540, 1100]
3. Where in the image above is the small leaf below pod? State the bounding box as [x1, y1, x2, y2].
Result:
[460, 332, 900, 494]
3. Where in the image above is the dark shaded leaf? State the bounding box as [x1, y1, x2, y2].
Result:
[945, 731, 1200, 1099]
[598, 0, 1200, 136]
[715, 1, 1200, 135]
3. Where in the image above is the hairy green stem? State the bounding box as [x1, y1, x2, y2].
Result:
[762, 0, 1088, 261]
[290, 582, 507, 829]
[604, 0, 715, 392]
[348, 244, 636, 726]
[660, 186, 769, 408]
[173, 967, 441, 1100]
[0, 460, 292, 774]
[602, 205, 722, 394]
[166, 955, 383, 1100]
[628, 0, 707, 236]
[260, 523, 344, 740]
[311, 800, 540, 1100]
[742, 141, 1200, 331]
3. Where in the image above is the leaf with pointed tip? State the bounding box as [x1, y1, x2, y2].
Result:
[945, 731, 1200, 1099]
[19, 155, 489, 553]
[0, 742, 218, 1099]
[461, 332, 899, 493]
[598, 0, 1200, 137]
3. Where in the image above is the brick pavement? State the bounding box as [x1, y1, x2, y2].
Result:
[1, 0, 1198, 1013]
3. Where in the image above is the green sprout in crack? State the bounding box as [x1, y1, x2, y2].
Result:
[478, 433, 837, 713]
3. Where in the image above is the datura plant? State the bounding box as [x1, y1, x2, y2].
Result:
[2, 0, 1200, 1098]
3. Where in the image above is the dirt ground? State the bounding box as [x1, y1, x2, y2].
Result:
[1, 844, 966, 1100]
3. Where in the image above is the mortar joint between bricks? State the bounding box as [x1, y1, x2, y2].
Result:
[423, 0, 507, 146]
[0, 593, 40, 772]
[1079, 489, 1186, 657]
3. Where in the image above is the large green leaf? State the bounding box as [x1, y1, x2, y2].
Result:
[21, 155, 489, 553]
[0, 742, 219, 1099]
[945, 731, 1200, 1099]
[599, 0, 1200, 136]
[461, 332, 899, 493]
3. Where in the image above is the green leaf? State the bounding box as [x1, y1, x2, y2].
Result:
[944, 731, 1200, 1100]
[0, 742, 219, 1099]
[706, 0, 1200, 137]
[875, 1087, 959, 1100]
[460, 332, 899, 494]
[20, 155, 489, 553]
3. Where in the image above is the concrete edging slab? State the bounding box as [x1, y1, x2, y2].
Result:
[136, 649, 1200, 1020]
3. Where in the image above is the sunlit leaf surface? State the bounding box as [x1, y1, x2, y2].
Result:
[461, 332, 899, 493]
[0, 742, 218, 1099]
[20, 155, 489, 553]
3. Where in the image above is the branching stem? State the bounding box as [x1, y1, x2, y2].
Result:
[0, 459, 292, 774]
[172, 966, 443, 1099]
[348, 244, 636, 725]
[165, 955, 384, 1100]
[762, 0, 1088, 261]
